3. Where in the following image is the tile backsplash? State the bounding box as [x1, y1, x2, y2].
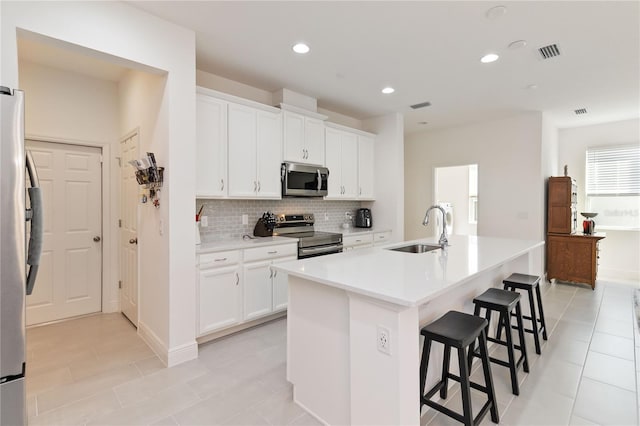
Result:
[196, 199, 362, 241]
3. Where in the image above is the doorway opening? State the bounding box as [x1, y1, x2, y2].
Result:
[434, 164, 478, 236]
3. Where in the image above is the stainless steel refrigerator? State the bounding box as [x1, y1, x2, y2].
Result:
[1, 86, 43, 425]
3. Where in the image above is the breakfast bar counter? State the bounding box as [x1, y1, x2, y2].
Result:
[273, 235, 544, 425]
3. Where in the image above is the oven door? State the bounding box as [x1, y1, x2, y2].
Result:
[282, 162, 328, 197]
[298, 244, 343, 259]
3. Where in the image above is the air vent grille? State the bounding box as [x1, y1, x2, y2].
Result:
[574, 108, 588, 115]
[410, 101, 432, 109]
[538, 44, 560, 59]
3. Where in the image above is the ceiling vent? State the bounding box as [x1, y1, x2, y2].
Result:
[410, 101, 432, 109]
[574, 108, 588, 115]
[538, 44, 560, 59]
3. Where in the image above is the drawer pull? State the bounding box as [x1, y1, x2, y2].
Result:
[214, 257, 228, 262]
[267, 250, 278, 254]
[235, 273, 239, 286]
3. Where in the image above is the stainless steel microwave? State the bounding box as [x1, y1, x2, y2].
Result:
[281, 162, 329, 197]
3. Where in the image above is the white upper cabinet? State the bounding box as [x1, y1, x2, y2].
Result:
[325, 127, 358, 199]
[283, 110, 326, 165]
[227, 102, 282, 199]
[357, 135, 375, 200]
[196, 94, 227, 198]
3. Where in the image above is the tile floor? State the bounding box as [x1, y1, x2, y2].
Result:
[25, 279, 639, 425]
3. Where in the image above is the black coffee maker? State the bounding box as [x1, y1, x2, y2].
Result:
[355, 208, 372, 228]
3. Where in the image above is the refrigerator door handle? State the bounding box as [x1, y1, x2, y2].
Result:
[25, 151, 43, 296]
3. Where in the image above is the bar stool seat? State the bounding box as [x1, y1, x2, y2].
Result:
[468, 288, 529, 396]
[420, 311, 499, 426]
[502, 273, 548, 355]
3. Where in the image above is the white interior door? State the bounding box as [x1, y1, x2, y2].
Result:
[120, 133, 139, 325]
[26, 141, 102, 325]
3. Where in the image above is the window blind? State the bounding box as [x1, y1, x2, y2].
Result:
[586, 144, 640, 196]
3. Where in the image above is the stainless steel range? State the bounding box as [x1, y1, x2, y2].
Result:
[273, 213, 343, 259]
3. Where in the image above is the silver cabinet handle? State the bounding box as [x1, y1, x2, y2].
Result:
[359, 187, 362, 195]
[235, 272, 239, 286]
[221, 179, 224, 191]
[274, 270, 278, 278]
[254, 181, 257, 191]
[93, 236, 101, 242]
[129, 238, 138, 244]
[257, 181, 261, 192]
[268, 250, 278, 254]
[214, 257, 227, 262]
[269, 268, 273, 279]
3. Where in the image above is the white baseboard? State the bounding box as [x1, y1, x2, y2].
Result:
[138, 321, 169, 366]
[138, 321, 198, 367]
[167, 341, 198, 367]
[599, 267, 640, 283]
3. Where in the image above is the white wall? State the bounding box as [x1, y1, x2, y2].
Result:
[362, 113, 405, 241]
[405, 113, 545, 242]
[541, 113, 560, 234]
[2, 1, 197, 366]
[558, 118, 640, 282]
[18, 60, 121, 314]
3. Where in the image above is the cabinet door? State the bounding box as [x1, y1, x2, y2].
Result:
[272, 256, 296, 311]
[196, 94, 227, 198]
[340, 132, 358, 199]
[305, 117, 325, 165]
[243, 260, 273, 321]
[358, 135, 375, 199]
[228, 103, 257, 197]
[256, 110, 282, 199]
[198, 265, 241, 335]
[325, 128, 343, 198]
[283, 111, 305, 163]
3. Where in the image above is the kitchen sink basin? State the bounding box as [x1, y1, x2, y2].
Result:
[388, 243, 442, 253]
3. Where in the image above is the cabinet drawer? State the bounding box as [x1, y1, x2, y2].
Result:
[373, 231, 391, 244]
[343, 233, 374, 247]
[199, 250, 241, 268]
[244, 244, 298, 262]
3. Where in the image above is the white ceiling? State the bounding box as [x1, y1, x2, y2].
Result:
[20, 2, 640, 134]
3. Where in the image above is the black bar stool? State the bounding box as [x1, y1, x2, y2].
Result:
[419, 311, 499, 426]
[468, 288, 529, 396]
[501, 273, 548, 355]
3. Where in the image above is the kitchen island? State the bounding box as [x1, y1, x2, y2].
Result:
[273, 235, 544, 425]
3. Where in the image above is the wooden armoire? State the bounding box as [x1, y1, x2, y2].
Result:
[546, 176, 605, 289]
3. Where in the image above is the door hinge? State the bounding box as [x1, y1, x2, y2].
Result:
[118, 219, 122, 228]
[118, 280, 122, 289]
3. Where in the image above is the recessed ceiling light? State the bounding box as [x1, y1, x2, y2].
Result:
[292, 43, 310, 54]
[508, 40, 528, 50]
[486, 5, 507, 20]
[480, 53, 499, 63]
[525, 84, 538, 90]
[381, 87, 395, 94]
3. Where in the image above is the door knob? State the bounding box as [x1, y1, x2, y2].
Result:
[93, 236, 101, 242]
[129, 238, 138, 244]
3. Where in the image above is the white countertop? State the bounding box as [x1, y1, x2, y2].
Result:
[273, 235, 544, 307]
[197, 236, 297, 253]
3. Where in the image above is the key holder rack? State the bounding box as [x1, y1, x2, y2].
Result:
[130, 152, 164, 208]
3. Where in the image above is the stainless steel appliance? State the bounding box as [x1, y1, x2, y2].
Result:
[1, 86, 44, 425]
[355, 208, 372, 228]
[281, 162, 329, 197]
[273, 213, 343, 258]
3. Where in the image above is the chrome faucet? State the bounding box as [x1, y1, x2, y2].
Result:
[422, 205, 449, 247]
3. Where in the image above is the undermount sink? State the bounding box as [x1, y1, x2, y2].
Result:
[388, 243, 442, 253]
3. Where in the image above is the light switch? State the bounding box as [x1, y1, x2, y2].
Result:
[242, 214, 248, 225]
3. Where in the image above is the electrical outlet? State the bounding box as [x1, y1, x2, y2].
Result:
[200, 216, 208, 227]
[377, 326, 391, 355]
[242, 214, 248, 225]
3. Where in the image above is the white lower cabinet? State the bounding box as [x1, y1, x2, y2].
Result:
[343, 233, 374, 250]
[198, 262, 241, 335]
[373, 231, 392, 246]
[198, 243, 297, 338]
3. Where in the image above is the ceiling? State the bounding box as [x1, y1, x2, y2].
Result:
[20, 2, 640, 134]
